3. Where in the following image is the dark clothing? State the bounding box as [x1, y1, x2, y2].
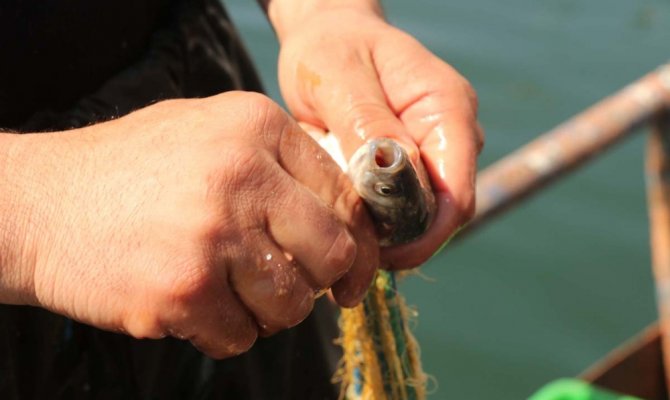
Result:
[0, 0, 172, 127]
[0, 1, 341, 398]
[0, 301, 340, 400]
[0, 0, 262, 131]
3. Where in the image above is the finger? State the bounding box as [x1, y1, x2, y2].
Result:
[305, 51, 421, 162]
[256, 118, 380, 307]
[229, 237, 316, 336]
[188, 286, 259, 359]
[330, 197, 379, 307]
[157, 271, 259, 360]
[266, 166, 358, 290]
[419, 115, 480, 197]
[383, 110, 481, 269]
[339, 32, 478, 268]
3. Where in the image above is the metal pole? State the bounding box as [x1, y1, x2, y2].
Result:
[646, 110, 670, 392]
[461, 63, 670, 236]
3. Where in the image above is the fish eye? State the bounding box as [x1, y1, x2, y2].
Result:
[374, 182, 397, 196]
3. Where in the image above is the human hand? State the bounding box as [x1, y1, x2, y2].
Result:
[0, 92, 378, 358]
[273, 4, 482, 268]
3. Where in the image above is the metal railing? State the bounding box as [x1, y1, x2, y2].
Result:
[457, 62, 670, 395]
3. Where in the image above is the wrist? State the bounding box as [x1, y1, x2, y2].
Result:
[267, 0, 383, 43]
[0, 133, 50, 306]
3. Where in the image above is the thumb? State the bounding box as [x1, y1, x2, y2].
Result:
[310, 62, 419, 162]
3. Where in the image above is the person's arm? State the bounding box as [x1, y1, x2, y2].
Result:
[0, 92, 378, 357]
[261, 0, 483, 269]
[0, 132, 39, 306]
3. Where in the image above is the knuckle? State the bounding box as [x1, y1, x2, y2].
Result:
[280, 292, 315, 329]
[263, 282, 315, 331]
[226, 149, 262, 185]
[332, 182, 363, 223]
[235, 261, 316, 333]
[124, 265, 214, 340]
[239, 92, 288, 134]
[320, 229, 357, 287]
[349, 100, 389, 118]
[346, 101, 396, 134]
[157, 262, 213, 316]
[439, 69, 478, 117]
[237, 93, 295, 154]
[222, 147, 276, 193]
[168, 278, 206, 310]
[206, 91, 289, 141]
[236, 91, 277, 111]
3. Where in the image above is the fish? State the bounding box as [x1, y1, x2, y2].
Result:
[318, 135, 435, 399]
[313, 132, 436, 247]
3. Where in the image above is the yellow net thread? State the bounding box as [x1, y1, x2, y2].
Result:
[335, 271, 427, 400]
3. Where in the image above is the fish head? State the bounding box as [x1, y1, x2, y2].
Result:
[347, 138, 436, 246]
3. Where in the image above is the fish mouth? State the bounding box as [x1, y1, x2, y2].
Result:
[345, 137, 437, 246]
[368, 138, 405, 173]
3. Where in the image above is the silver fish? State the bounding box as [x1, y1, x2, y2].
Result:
[346, 138, 436, 247]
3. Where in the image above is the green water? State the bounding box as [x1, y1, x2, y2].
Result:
[223, 1, 670, 398]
